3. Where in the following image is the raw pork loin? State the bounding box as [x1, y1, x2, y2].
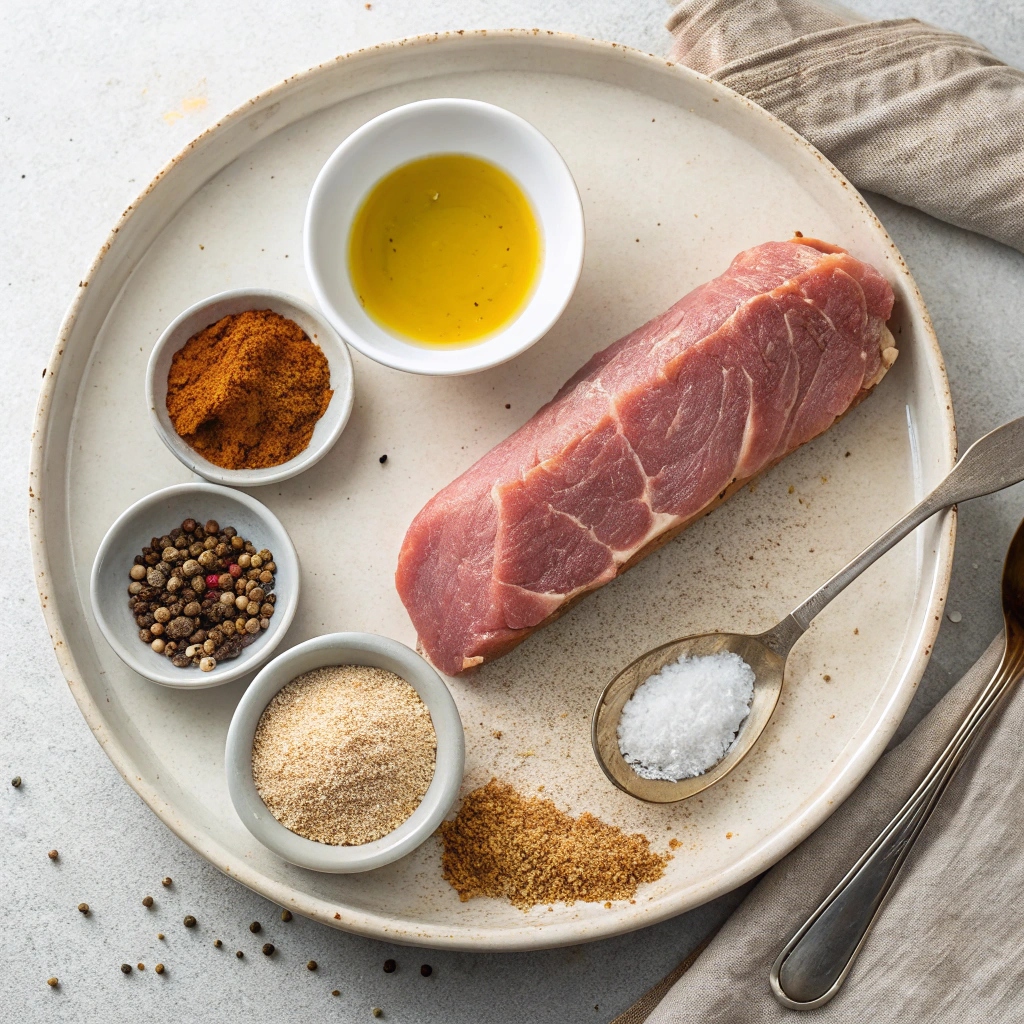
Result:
[396, 239, 897, 675]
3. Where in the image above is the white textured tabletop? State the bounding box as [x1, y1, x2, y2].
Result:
[3, 1, 1023, 1020]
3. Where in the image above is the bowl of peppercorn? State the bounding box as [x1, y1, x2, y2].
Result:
[90, 482, 299, 688]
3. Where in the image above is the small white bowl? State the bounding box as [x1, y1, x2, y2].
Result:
[225, 632, 465, 873]
[304, 98, 585, 376]
[146, 289, 354, 486]
[91, 482, 299, 689]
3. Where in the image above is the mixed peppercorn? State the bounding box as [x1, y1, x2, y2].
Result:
[127, 518, 278, 671]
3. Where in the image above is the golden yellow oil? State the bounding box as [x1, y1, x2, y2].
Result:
[348, 154, 541, 346]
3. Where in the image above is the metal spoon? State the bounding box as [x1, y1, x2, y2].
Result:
[591, 415, 1024, 804]
[770, 509, 1024, 1009]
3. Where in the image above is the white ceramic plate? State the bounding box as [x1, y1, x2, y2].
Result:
[30, 31, 955, 951]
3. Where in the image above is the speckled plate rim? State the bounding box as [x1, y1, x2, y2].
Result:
[29, 29, 957, 951]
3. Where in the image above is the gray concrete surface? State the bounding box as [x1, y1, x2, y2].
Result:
[3, 1, 1023, 1020]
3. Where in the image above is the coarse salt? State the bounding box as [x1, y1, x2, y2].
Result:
[617, 651, 755, 781]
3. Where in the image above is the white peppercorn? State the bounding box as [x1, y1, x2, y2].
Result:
[199, 657, 216, 672]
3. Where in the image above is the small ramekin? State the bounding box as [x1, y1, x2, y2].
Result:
[145, 288, 354, 486]
[225, 633, 465, 873]
[90, 482, 300, 689]
[304, 98, 585, 376]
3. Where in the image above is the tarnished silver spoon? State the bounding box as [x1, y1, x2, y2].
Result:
[770, 508, 1024, 1009]
[592, 415, 1024, 804]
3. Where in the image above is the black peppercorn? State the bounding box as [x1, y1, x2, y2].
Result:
[161, 876, 172, 887]
[379, 454, 388, 464]
[120, 964, 132, 975]
[307, 960, 317, 971]
[236, 950, 244, 959]
[383, 959, 396, 973]
[249, 921, 261, 933]
[142, 896, 153, 908]
[48, 849, 58, 860]
[10, 776, 20, 788]
[262, 943, 275, 956]
[420, 964, 432, 977]
[155, 963, 165, 975]
[214, 939, 222, 948]
[183, 915, 197, 928]
[280, 909, 292, 922]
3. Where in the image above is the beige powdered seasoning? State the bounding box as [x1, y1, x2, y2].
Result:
[439, 779, 670, 909]
[252, 665, 436, 846]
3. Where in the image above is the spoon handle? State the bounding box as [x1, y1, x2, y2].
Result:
[787, 416, 1024, 636]
[770, 639, 1024, 1009]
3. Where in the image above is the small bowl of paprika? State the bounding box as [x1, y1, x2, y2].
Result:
[146, 288, 355, 486]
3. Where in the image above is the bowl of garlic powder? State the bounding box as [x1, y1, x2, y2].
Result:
[225, 632, 465, 872]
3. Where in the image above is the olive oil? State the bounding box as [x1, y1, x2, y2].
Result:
[348, 154, 541, 346]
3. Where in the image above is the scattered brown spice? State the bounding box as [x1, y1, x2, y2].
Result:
[137, 963, 145, 971]
[46, 977, 59, 988]
[307, 960, 318, 971]
[11, 776, 21, 788]
[155, 964, 165, 975]
[439, 779, 669, 909]
[252, 666, 435, 845]
[77, 903, 89, 915]
[142, 896, 154, 908]
[162, 877, 172, 887]
[48, 849, 58, 860]
[183, 915, 197, 928]
[166, 310, 333, 470]
[668, 838, 682, 850]
[332, 990, 341, 997]
[280, 909, 292, 922]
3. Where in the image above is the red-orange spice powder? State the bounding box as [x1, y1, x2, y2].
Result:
[166, 309, 333, 470]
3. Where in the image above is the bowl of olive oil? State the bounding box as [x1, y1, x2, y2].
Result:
[304, 98, 585, 375]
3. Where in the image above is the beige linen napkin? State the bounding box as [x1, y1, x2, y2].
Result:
[615, 635, 1024, 1022]
[666, 0, 1024, 254]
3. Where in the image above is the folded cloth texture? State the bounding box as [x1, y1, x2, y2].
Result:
[667, 0, 1024, 255]
[614, 635, 1024, 1022]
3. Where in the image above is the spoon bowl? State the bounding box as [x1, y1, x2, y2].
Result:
[592, 631, 786, 803]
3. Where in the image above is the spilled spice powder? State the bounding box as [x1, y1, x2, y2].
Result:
[439, 779, 669, 908]
[166, 309, 333, 470]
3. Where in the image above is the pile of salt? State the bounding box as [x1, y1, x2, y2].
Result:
[617, 651, 755, 781]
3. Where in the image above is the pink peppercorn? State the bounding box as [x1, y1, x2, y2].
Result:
[228, 564, 242, 578]
[206, 574, 221, 588]
[204, 590, 219, 602]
